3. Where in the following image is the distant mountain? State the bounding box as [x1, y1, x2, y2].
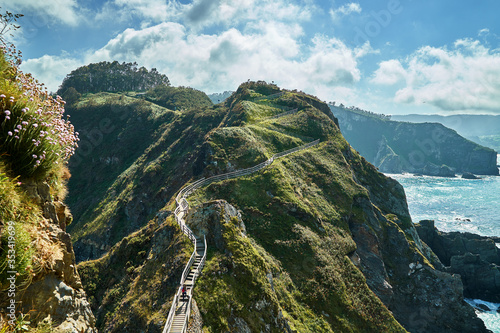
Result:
[392, 114, 500, 153]
[207, 90, 234, 104]
[330, 106, 499, 176]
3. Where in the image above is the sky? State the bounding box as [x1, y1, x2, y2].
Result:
[2, 0, 500, 115]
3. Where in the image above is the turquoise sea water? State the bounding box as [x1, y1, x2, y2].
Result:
[387, 157, 500, 332]
[388, 173, 500, 237]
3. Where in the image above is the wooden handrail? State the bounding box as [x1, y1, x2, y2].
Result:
[163, 138, 320, 333]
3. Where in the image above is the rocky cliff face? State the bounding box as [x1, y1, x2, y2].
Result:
[416, 220, 500, 303]
[331, 106, 499, 176]
[341, 151, 487, 333]
[0, 181, 95, 332]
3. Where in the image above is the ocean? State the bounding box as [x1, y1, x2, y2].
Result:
[387, 156, 500, 332]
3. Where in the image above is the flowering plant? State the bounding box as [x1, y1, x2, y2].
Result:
[0, 50, 79, 179]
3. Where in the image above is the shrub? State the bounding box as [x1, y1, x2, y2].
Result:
[0, 51, 79, 180]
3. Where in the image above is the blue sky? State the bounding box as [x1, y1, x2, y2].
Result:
[2, 0, 500, 115]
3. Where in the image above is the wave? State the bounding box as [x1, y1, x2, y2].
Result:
[466, 299, 500, 333]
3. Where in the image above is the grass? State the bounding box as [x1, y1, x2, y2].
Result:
[183, 83, 408, 332]
[77, 217, 193, 332]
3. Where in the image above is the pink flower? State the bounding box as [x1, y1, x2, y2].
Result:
[22, 121, 28, 126]
[0, 94, 5, 98]
[14, 135, 19, 139]
[32, 154, 37, 159]
[17, 125, 22, 130]
[7, 131, 12, 136]
[4, 110, 10, 116]
[5, 116, 10, 120]
[33, 123, 38, 128]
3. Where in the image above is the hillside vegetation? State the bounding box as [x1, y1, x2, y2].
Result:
[68, 81, 487, 332]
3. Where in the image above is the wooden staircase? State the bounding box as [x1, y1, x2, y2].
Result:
[168, 236, 205, 333]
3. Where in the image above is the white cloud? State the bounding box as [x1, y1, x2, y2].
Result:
[19, 0, 373, 101]
[20, 54, 83, 93]
[479, 28, 490, 36]
[26, 18, 369, 99]
[102, 0, 312, 29]
[371, 59, 406, 85]
[0, 0, 82, 26]
[330, 2, 362, 22]
[97, 0, 183, 24]
[372, 39, 500, 112]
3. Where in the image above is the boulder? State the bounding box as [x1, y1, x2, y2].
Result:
[423, 163, 455, 177]
[462, 172, 481, 179]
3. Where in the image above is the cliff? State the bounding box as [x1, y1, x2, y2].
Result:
[330, 106, 499, 176]
[69, 82, 489, 332]
[0, 50, 95, 331]
[64, 89, 220, 261]
[392, 114, 500, 153]
[0, 180, 95, 332]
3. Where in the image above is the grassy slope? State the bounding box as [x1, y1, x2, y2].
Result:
[77, 216, 192, 331]
[66, 90, 224, 253]
[186, 83, 406, 332]
[73, 82, 416, 332]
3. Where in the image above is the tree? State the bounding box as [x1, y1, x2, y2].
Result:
[0, 8, 23, 66]
[57, 61, 171, 95]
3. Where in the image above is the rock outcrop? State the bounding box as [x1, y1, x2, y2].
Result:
[187, 200, 296, 333]
[187, 199, 246, 251]
[347, 181, 487, 333]
[0, 181, 95, 332]
[416, 220, 500, 302]
[462, 172, 481, 179]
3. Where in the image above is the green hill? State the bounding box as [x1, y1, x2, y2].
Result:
[68, 82, 487, 333]
[57, 61, 170, 96]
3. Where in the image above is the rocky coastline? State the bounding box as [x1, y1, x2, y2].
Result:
[330, 105, 499, 177]
[416, 220, 500, 303]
